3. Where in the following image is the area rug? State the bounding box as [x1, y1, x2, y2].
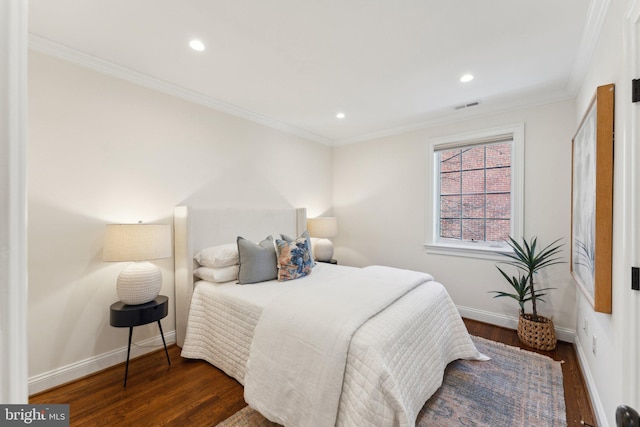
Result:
[215, 336, 566, 427]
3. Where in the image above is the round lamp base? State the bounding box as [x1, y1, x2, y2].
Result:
[117, 261, 162, 305]
[314, 238, 334, 262]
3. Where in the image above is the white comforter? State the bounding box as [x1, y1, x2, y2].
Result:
[181, 264, 487, 427]
[244, 266, 431, 427]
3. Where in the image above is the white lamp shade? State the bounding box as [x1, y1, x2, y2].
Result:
[104, 223, 172, 305]
[103, 224, 172, 261]
[307, 217, 338, 238]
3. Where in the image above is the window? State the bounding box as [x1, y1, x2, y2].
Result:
[439, 142, 511, 242]
[425, 124, 524, 258]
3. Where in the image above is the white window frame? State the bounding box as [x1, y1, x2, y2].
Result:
[425, 123, 524, 260]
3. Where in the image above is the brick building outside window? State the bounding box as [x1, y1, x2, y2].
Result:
[438, 142, 511, 243]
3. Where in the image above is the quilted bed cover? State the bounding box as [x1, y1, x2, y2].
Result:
[181, 263, 486, 427]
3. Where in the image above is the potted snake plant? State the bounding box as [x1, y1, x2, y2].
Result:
[491, 236, 564, 350]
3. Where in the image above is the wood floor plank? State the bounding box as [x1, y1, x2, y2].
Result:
[30, 319, 596, 426]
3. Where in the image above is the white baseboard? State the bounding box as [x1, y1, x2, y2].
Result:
[456, 305, 576, 344]
[29, 330, 176, 395]
[574, 335, 608, 427]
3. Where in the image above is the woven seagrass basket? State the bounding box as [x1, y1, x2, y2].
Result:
[517, 314, 557, 351]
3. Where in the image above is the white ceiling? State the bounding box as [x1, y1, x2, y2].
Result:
[28, 0, 602, 145]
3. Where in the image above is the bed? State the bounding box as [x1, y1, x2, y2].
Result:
[174, 206, 487, 427]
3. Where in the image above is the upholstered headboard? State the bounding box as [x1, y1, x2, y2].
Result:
[173, 206, 307, 347]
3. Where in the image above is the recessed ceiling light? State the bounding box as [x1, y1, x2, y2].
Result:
[460, 74, 474, 83]
[189, 39, 206, 52]
[336, 112, 345, 119]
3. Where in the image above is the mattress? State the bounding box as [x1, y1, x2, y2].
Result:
[181, 263, 485, 426]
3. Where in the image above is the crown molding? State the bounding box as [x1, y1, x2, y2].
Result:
[30, 11, 600, 149]
[566, 0, 613, 96]
[28, 34, 332, 146]
[333, 91, 575, 146]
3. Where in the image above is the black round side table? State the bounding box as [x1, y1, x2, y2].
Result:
[109, 295, 170, 387]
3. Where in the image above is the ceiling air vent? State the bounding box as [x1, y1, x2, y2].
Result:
[454, 101, 481, 110]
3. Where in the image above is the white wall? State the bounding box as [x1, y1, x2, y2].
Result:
[27, 51, 332, 393]
[574, 0, 640, 425]
[333, 99, 577, 333]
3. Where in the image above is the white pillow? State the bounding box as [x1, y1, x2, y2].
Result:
[194, 243, 239, 268]
[194, 265, 239, 283]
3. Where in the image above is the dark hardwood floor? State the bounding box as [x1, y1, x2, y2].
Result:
[30, 319, 596, 426]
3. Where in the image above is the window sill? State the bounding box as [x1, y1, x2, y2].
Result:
[424, 242, 512, 261]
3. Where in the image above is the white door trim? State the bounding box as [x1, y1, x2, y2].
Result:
[0, 0, 29, 403]
[622, 0, 640, 412]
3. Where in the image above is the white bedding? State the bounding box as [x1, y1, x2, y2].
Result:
[181, 263, 487, 427]
[181, 263, 356, 381]
[245, 265, 432, 427]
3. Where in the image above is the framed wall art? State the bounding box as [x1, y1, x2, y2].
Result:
[571, 83, 614, 314]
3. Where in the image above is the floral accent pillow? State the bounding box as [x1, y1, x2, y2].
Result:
[276, 237, 313, 281]
[280, 230, 315, 267]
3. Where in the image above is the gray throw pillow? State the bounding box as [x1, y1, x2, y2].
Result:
[237, 235, 277, 284]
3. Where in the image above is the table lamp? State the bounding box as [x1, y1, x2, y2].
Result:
[307, 217, 338, 262]
[103, 223, 172, 305]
